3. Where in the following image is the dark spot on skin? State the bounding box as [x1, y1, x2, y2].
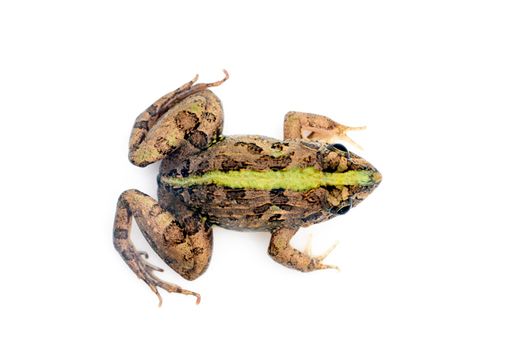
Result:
[226, 189, 246, 200]
[257, 155, 292, 170]
[302, 212, 323, 223]
[162, 221, 182, 246]
[301, 155, 316, 166]
[278, 204, 294, 211]
[186, 130, 208, 149]
[121, 249, 134, 261]
[192, 247, 204, 255]
[182, 213, 202, 236]
[271, 142, 283, 151]
[270, 189, 289, 204]
[146, 104, 158, 116]
[203, 112, 217, 122]
[204, 184, 219, 202]
[133, 120, 149, 130]
[234, 141, 263, 154]
[175, 111, 199, 131]
[167, 220, 181, 233]
[181, 159, 191, 177]
[275, 155, 292, 169]
[268, 214, 283, 222]
[186, 188, 203, 207]
[114, 229, 128, 240]
[194, 159, 210, 174]
[253, 203, 272, 214]
[320, 152, 340, 173]
[166, 169, 179, 177]
[221, 158, 244, 171]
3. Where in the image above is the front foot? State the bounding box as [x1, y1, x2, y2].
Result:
[133, 251, 201, 306]
[268, 227, 340, 272]
[284, 111, 366, 149]
[303, 234, 340, 271]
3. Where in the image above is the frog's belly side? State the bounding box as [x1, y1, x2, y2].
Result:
[159, 185, 331, 231]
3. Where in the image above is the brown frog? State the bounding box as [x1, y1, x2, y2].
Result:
[113, 71, 382, 305]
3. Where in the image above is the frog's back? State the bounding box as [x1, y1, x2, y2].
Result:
[157, 136, 332, 231]
[159, 135, 322, 175]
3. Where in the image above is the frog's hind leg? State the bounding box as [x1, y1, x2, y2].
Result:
[113, 189, 213, 306]
[283, 111, 365, 149]
[129, 70, 228, 167]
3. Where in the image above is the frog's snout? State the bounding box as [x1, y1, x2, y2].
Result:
[372, 169, 382, 185]
[356, 157, 381, 186]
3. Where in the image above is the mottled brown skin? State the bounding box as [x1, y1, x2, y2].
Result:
[113, 71, 381, 305]
[158, 137, 377, 231]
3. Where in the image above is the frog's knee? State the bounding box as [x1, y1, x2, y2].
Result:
[178, 261, 210, 281]
[179, 91, 224, 147]
[165, 233, 213, 281]
[129, 145, 163, 167]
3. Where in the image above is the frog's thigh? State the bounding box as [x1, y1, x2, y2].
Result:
[268, 227, 335, 272]
[114, 189, 213, 304]
[130, 90, 224, 167]
[283, 111, 364, 145]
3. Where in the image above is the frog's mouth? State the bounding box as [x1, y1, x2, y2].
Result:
[160, 167, 380, 191]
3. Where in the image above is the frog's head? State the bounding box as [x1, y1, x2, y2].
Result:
[318, 143, 382, 215]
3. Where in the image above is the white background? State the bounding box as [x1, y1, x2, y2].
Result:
[1, 1, 524, 349]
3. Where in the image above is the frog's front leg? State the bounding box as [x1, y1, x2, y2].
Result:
[268, 227, 338, 272]
[283, 111, 365, 149]
[129, 71, 228, 167]
[113, 189, 213, 305]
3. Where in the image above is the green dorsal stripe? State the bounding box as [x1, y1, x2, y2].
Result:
[160, 167, 374, 192]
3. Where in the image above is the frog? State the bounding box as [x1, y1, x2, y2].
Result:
[113, 71, 382, 306]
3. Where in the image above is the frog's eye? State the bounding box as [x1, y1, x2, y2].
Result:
[329, 143, 348, 153]
[329, 200, 352, 215]
[336, 205, 351, 215]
